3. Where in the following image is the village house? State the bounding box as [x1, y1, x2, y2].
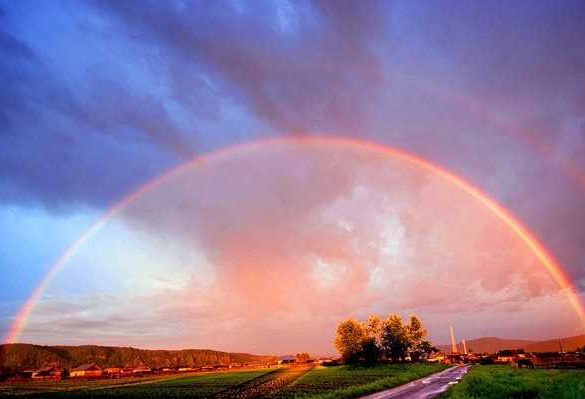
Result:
[178, 366, 198, 372]
[159, 367, 176, 374]
[70, 363, 103, 378]
[278, 355, 295, 365]
[426, 352, 445, 363]
[31, 367, 62, 380]
[103, 367, 123, 378]
[443, 353, 467, 365]
[132, 365, 152, 375]
[495, 349, 525, 364]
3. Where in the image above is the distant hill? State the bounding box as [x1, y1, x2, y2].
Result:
[525, 335, 585, 353]
[438, 334, 585, 354]
[437, 337, 535, 354]
[0, 343, 276, 374]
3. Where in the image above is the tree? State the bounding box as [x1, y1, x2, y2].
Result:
[334, 319, 366, 363]
[406, 315, 428, 362]
[333, 313, 434, 364]
[381, 314, 411, 362]
[364, 314, 383, 347]
[361, 337, 380, 364]
[407, 315, 427, 344]
[295, 352, 311, 363]
[411, 340, 438, 362]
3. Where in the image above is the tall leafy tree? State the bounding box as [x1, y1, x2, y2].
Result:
[361, 337, 380, 364]
[333, 319, 366, 363]
[364, 314, 383, 346]
[407, 315, 428, 362]
[407, 315, 427, 344]
[381, 314, 411, 362]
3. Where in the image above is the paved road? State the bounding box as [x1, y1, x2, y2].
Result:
[360, 365, 470, 399]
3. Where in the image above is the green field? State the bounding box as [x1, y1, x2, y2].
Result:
[441, 365, 585, 399]
[0, 364, 446, 398]
[268, 363, 448, 399]
[0, 369, 272, 398]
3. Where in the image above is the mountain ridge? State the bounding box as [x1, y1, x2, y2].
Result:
[437, 334, 585, 353]
[0, 343, 276, 374]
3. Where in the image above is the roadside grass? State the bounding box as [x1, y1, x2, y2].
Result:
[267, 363, 448, 399]
[0, 369, 273, 398]
[440, 365, 585, 399]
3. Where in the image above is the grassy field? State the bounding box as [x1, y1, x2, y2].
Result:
[268, 363, 447, 399]
[441, 365, 585, 399]
[0, 363, 446, 398]
[0, 369, 273, 398]
[0, 374, 179, 394]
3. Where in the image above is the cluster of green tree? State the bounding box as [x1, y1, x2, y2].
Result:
[333, 314, 438, 364]
[0, 343, 276, 376]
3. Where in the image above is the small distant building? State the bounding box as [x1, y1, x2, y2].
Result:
[278, 355, 295, 365]
[70, 363, 103, 378]
[103, 367, 123, 378]
[443, 354, 466, 365]
[31, 367, 62, 380]
[496, 350, 525, 364]
[160, 367, 176, 374]
[132, 365, 152, 375]
[427, 353, 445, 363]
[178, 366, 199, 372]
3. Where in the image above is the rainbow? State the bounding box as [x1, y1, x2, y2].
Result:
[4, 136, 585, 343]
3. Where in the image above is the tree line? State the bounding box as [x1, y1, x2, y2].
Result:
[333, 314, 438, 364]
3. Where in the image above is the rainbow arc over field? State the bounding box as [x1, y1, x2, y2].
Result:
[4, 136, 585, 344]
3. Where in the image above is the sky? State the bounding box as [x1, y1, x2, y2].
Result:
[1, 0, 585, 355]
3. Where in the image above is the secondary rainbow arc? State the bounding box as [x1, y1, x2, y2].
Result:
[4, 136, 585, 344]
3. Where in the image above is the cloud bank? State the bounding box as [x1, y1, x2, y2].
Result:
[20, 143, 578, 352]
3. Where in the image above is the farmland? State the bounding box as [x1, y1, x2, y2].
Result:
[0, 369, 272, 398]
[267, 363, 447, 399]
[0, 364, 446, 398]
[440, 365, 585, 399]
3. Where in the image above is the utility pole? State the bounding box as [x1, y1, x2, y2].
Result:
[450, 325, 458, 354]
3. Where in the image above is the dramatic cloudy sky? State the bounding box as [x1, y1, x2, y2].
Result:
[1, 0, 585, 354]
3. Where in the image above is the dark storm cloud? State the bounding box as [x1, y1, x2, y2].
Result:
[0, 2, 191, 208]
[96, 0, 390, 133]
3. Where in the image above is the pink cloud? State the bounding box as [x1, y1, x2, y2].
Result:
[20, 142, 579, 353]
